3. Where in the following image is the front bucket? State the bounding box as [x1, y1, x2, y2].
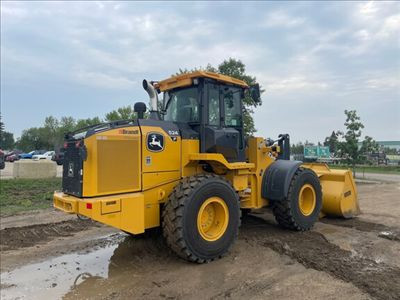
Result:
[302, 163, 360, 218]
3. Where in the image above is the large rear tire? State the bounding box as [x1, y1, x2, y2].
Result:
[162, 174, 240, 263]
[272, 167, 322, 231]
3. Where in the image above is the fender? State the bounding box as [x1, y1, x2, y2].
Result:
[261, 160, 302, 201]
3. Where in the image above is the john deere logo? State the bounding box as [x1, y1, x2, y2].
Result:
[147, 133, 164, 152]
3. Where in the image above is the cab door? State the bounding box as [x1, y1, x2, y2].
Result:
[202, 81, 245, 162]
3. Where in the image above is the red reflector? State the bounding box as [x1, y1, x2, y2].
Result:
[63, 142, 68, 148]
[86, 203, 92, 209]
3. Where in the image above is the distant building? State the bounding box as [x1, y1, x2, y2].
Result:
[357, 141, 400, 151]
[386, 155, 400, 164]
[355, 141, 400, 165]
[377, 141, 400, 151]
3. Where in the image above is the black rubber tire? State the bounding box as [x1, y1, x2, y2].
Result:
[241, 208, 251, 219]
[162, 174, 241, 263]
[272, 167, 322, 231]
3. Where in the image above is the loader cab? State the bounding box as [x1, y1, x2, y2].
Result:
[162, 76, 248, 162]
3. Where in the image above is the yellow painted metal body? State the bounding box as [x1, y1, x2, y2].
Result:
[298, 184, 317, 216]
[156, 71, 248, 92]
[82, 127, 141, 197]
[303, 163, 360, 218]
[54, 126, 359, 234]
[197, 197, 229, 241]
[55, 191, 145, 233]
[54, 125, 187, 234]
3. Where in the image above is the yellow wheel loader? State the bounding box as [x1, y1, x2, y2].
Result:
[54, 71, 360, 263]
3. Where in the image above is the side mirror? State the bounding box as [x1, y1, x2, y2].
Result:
[249, 84, 261, 104]
[134, 102, 147, 119]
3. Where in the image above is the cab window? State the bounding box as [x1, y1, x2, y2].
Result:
[223, 87, 242, 127]
[164, 87, 199, 123]
[208, 84, 220, 126]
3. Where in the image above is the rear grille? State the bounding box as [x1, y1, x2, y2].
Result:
[97, 139, 140, 193]
[62, 142, 83, 197]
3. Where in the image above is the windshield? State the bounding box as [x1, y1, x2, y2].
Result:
[164, 87, 199, 123]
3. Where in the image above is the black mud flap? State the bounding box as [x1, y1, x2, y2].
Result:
[262, 160, 302, 201]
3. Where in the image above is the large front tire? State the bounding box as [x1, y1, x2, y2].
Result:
[272, 167, 322, 231]
[162, 174, 240, 263]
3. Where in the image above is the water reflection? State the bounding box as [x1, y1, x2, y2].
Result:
[1, 231, 171, 300]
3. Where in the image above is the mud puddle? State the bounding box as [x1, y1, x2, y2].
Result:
[0, 219, 99, 251]
[1, 230, 172, 300]
[243, 215, 400, 300]
[0, 234, 124, 300]
[321, 217, 400, 242]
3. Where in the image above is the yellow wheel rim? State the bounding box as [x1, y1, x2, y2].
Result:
[298, 184, 316, 216]
[197, 197, 229, 242]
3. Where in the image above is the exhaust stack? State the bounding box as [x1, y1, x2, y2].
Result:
[142, 79, 160, 120]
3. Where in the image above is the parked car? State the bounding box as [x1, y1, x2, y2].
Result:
[5, 150, 21, 162]
[19, 151, 35, 159]
[19, 150, 47, 159]
[0, 149, 5, 169]
[32, 151, 55, 161]
[5, 153, 19, 162]
[52, 149, 65, 166]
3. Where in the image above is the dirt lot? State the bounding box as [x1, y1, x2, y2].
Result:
[1, 181, 400, 300]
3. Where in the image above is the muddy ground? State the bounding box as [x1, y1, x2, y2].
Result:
[1, 181, 399, 300]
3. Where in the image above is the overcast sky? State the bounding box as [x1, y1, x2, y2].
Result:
[1, 1, 399, 143]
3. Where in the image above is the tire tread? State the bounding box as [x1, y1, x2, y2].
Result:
[272, 167, 321, 231]
[162, 174, 240, 263]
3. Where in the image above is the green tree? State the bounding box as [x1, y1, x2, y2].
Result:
[43, 116, 60, 149]
[360, 136, 379, 154]
[75, 117, 101, 130]
[0, 116, 15, 150]
[324, 130, 342, 154]
[305, 140, 315, 146]
[16, 127, 50, 152]
[176, 58, 263, 136]
[384, 147, 398, 155]
[60, 117, 77, 132]
[0, 115, 4, 133]
[291, 142, 304, 155]
[1, 131, 15, 150]
[105, 106, 136, 122]
[338, 110, 364, 167]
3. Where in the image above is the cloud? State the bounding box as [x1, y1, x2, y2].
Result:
[1, 2, 28, 19]
[73, 69, 137, 89]
[365, 77, 400, 90]
[262, 10, 305, 28]
[358, 1, 380, 17]
[257, 75, 330, 94]
[377, 14, 400, 39]
[1, 1, 399, 143]
[349, 2, 400, 55]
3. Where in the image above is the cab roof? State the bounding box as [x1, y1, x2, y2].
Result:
[155, 71, 249, 92]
